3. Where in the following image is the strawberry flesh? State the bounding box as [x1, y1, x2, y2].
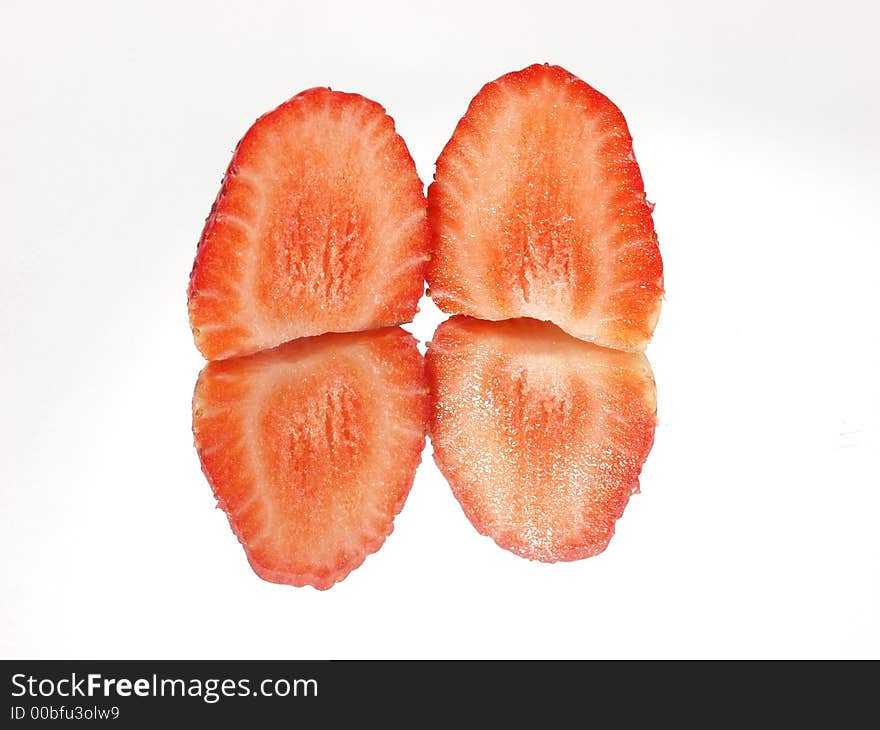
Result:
[189, 88, 429, 361]
[193, 327, 428, 589]
[427, 64, 662, 352]
[427, 316, 656, 562]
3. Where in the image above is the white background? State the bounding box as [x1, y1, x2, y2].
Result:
[2, 1, 878, 659]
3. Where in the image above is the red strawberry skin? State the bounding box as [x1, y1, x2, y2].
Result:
[426, 316, 656, 562]
[192, 327, 428, 589]
[427, 64, 663, 352]
[189, 88, 429, 361]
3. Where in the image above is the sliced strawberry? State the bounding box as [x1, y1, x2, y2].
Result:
[426, 316, 656, 562]
[192, 327, 428, 589]
[427, 64, 663, 352]
[189, 88, 429, 361]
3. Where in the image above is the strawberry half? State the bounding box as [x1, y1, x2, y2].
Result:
[426, 316, 656, 562]
[427, 64, 663, 352]
[192, 327, 428, 589]
[189, 88, 429, 361]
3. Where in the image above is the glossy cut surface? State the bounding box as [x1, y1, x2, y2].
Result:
[427, 316, 656, 561]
